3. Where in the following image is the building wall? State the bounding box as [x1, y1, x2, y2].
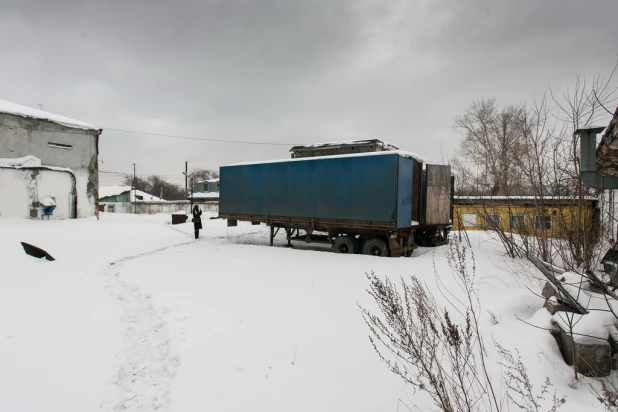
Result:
[453, 203, 597, 239]
[100, 200, 219, 215]
[206, 181, 219, 192]
[0, 167, 74, 219]
[193, 181, 219, 193]
[0, 112, 99, 218]
[193, 182, 207, 193]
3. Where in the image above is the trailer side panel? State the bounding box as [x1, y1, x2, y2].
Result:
[220, 154, 405, 224]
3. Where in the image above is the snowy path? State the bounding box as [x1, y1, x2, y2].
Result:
[98, 219, 267, 411]
[100, 243, 192, 411]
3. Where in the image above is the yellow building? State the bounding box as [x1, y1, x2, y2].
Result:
[453, 196, 599, 239]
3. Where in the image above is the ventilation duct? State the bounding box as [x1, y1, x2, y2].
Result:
[575, 126, 618, 189]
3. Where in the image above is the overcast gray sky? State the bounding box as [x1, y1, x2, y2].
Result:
[1, 0, 617, 186]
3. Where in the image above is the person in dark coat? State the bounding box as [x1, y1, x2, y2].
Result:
[192, 204, 202, 239]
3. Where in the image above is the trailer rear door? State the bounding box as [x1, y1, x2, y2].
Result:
[425, 165, 452, 225]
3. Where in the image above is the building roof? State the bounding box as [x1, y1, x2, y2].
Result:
[454, 195, 598, 205]
[99, 186, 164, 201]
[195, 177, 220, 184]
[454, 195, 598, 200]
[0, 99, 99, 131]
[289, 139, 399, 152]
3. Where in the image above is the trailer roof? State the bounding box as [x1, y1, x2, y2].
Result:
[227, 150, 426, 167]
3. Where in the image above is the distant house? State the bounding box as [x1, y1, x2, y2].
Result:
[99, 186, 164, 213]
[453, 196, 599, 239]
[0, 99, 101, 219]
[193, 178, 219, 194]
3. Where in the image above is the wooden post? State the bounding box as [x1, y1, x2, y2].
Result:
[270, 226, 274, 246]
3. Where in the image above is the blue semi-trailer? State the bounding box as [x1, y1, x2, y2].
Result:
[218, 150, 453, 256]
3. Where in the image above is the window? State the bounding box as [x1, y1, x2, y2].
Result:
[107, 204, 115, 213]
[48, 142, 73, 150]
[135, 195, 144, 200]
[462, 213, 478, 227]
[510, 214, 525, 229]
[535, 215, 552, 230]
[485, 214, 501, 228]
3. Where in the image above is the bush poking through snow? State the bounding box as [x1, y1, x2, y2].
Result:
[599, 381, 618, 411]
[361, 273, 484, 412]
[360, 238, 566, 412]
[487, 311, 501, 325]
[495, 343, 566, 412]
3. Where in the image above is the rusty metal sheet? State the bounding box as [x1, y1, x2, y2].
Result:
[425, 165, 452, 225]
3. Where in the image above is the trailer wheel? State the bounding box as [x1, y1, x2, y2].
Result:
[332, 236, 356, 254]
[362, 238, 389, 257]
[346, 235, 361, 254]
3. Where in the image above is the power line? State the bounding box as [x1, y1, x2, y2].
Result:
[0, 122, 304, 146]
[104, 127, 302, 146]
[99, 170, 183, 177]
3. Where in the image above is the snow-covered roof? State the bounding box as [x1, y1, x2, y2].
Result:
[290, 139, 400, 151]
[0, 99, 98, 131]
[99, 186, 164, 202]
[188, 192, 219, 199]
[0, 155, 43, 168]
[455, 195, 598, 200]
[0, 155, 73, 173]
[227, 150, 426, 167]
[195, 178, 220, 184]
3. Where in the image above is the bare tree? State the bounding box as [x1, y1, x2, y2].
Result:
[122, 174, 185, 200]
[122, 175, 148, 192]
[188, 167, 219, 183]
[455, 99, 527, 196]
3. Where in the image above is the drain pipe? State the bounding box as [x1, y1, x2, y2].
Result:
[575, 126, 618, 189]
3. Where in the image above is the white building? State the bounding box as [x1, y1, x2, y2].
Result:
[99, 186, 164, 213]
[0, 99, 101, 219]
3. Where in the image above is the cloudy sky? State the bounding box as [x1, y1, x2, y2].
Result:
[1, 0, 617, 186]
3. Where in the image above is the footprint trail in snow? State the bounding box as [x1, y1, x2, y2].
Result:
[100, 242, 192, 411]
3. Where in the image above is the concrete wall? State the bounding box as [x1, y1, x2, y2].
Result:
[0, 167, 75, 219]
[0, 112, 99, 218]
[100, 200, 219, 215]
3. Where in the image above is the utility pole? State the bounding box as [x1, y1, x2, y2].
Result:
[183, 161, 192, 209]
[132, 163, 136, 214]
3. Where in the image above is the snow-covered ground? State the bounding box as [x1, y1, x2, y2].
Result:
[0, 214, 608, 411]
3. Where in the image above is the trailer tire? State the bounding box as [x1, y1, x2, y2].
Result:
[346, 235, 361, 254]
[362, 238, 389, 257]
[332, 236, 356, 254]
